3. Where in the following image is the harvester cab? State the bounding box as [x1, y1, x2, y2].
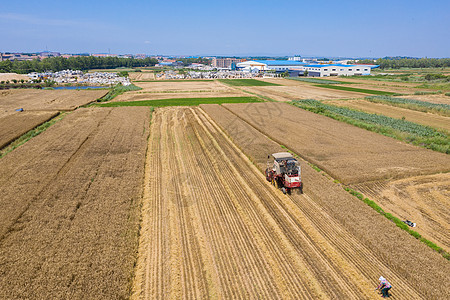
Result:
[265, 152, 303, 194]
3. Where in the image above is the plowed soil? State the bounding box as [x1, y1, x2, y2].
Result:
[221, 102, 450, 184]
[133, 105, 449, 299]
[324, 99, 450, 132]
[0, 107, 150, 299]
[0, 89, 107, 117]
[352, 173, 450, 253]
[0, 111, 58, 148]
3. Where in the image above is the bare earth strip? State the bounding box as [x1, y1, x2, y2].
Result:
[0, 89, 107, 117]
[0, 111, 58, 148]
[221, 102, 450, 184]
[352, 173, 450, 253]
[0, 107, 150, 299]
[115, 91, 247, 102]
[201, 103, 450, 299]
[241, 84, 368, 101]
[324, 99, 450, 132]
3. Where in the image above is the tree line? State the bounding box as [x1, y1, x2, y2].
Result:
[0, 56, 159, 74]
[352, 58, 450, 69]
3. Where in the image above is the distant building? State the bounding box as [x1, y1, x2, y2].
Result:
[134, 53, 147, 59]
[39, 52, 60, 58]
[212, 57, 246, 69]
[288, 55, 302, 61]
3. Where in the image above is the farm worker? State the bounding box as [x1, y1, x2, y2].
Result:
[375, 276, 392, 298]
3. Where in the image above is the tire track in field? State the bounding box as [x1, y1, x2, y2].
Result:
[137, 106, 424, 299]
[198, 106, 424, 299]
[195, 108, 369, 299]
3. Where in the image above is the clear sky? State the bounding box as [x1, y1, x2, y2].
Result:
[1, 0, 449, 57]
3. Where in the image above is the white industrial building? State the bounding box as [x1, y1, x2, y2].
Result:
[237, 60, 378, 77]
[237, 60, 307, 72]
[300, 64, 374, 77]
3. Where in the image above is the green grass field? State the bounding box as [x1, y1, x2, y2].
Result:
[98, 96, 262, 107]
[217, 79, 281, 86]
[314, 84, 397, 95]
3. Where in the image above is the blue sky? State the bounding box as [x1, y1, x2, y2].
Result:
[1, 0, 449, 57]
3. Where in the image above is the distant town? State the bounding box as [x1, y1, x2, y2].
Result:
[0, 51, 384, 79]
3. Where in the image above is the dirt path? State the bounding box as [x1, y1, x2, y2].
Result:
[132, 106, 449, 299]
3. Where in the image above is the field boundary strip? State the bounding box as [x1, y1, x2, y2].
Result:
[286, 77, 355, 84]
[215, 105, 450, 261]
[217, 79, 281, 87]
[0, 112, 67, 159]
[313, 84, 397, 95]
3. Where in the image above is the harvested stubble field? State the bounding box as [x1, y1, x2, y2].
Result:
[0, 111, 58, 148]
[0, 89, 107, 117]
[0, 107, 150, 299]
[129, 72, 156, 81]
[221, 102, 450, 184]
[324, 99, 450, 132]
[351, 173, 450, 253]
[132, 105, 449, 299]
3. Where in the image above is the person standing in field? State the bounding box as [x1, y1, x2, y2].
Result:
[376, 276, 392, 298]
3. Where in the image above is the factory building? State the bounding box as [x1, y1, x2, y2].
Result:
[301, 64, 377, 77]
[236, 60, 306, 72]
[237, 60, 378, 77]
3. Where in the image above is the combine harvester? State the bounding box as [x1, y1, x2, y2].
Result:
[265, 152, 303, 194]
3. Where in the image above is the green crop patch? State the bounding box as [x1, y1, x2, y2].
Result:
[218, 79, 281, 86]
[98, 96, 262, 107]
[314, 84, 396, 95]
[291, 99, 449, 154]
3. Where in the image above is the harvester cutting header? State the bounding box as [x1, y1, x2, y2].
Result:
[265, 152, 303, 194]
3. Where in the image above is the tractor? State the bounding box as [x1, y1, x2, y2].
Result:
[265, 152, 303, 194]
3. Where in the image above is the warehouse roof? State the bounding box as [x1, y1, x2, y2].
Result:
[305, 64, 379, 68]
[254, 60, 306, 66]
